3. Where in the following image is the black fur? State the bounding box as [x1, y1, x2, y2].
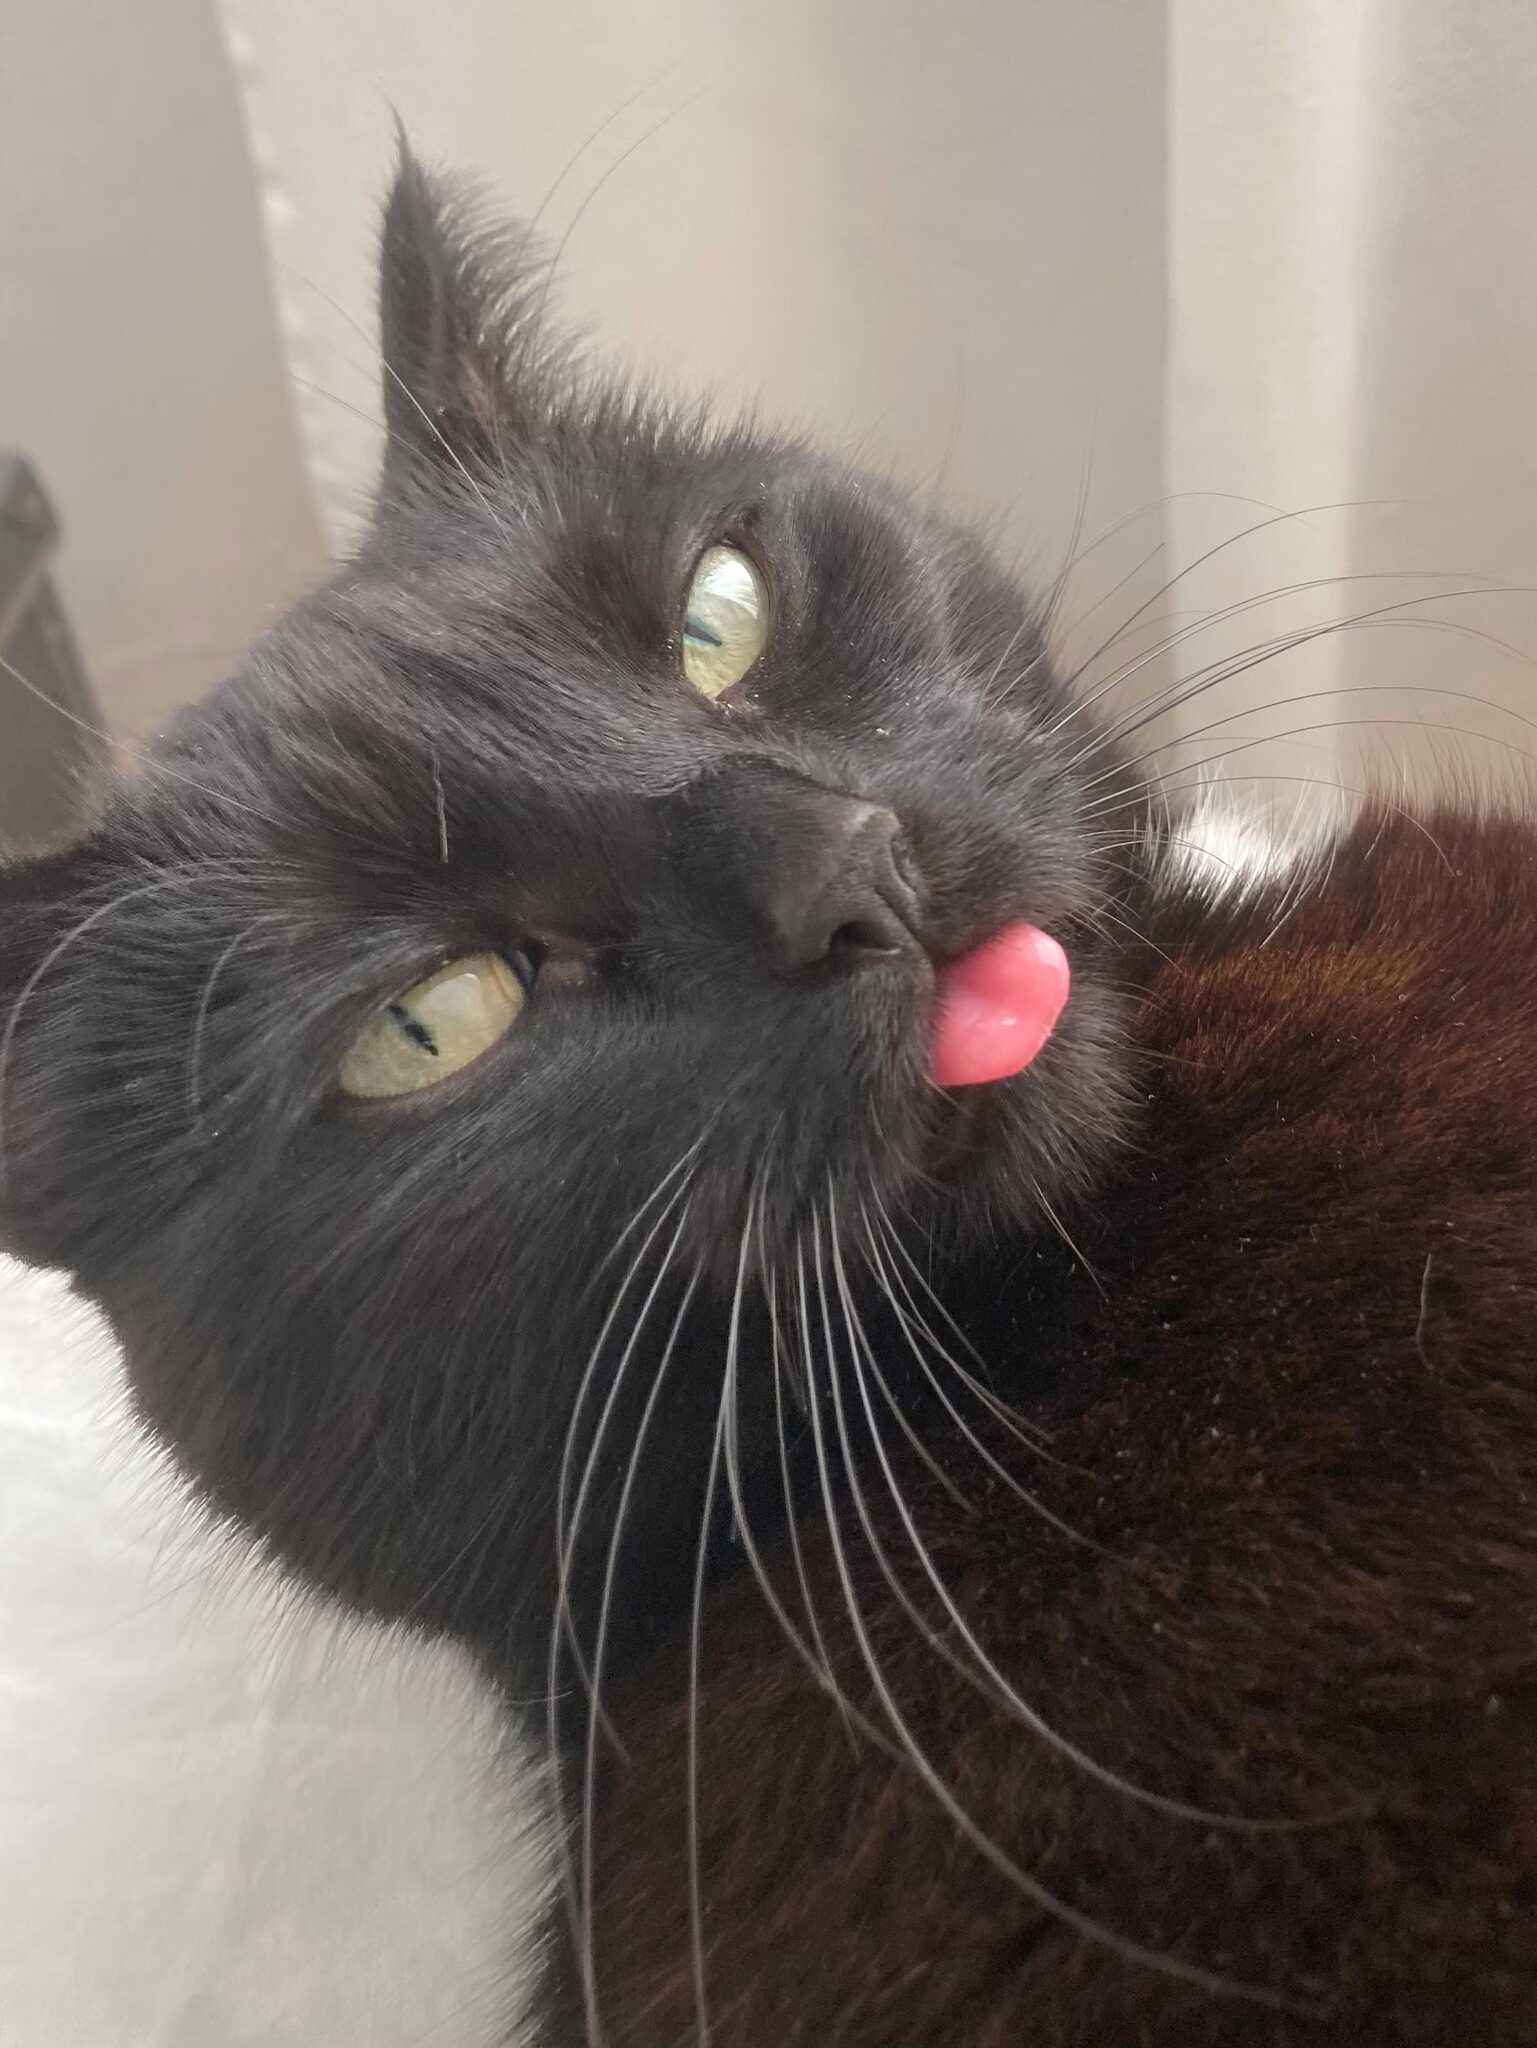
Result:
[0, 152, 1137, 1671]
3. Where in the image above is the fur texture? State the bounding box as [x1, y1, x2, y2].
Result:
[1, 152, 1531, 2044]
[592, 807, 1535, 2045]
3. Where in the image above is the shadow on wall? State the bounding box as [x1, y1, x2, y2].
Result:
[0, 454, 107, 851]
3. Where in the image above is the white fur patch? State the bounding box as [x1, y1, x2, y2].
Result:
[0, 1255, 553, 2046]
[1154, 786, 1352, 903]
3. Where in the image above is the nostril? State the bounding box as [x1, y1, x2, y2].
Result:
[887, 830, 920, 901]
[798, 812, 923, 966]
[728, 779, 927, 971]
[827, 913, 905, 958]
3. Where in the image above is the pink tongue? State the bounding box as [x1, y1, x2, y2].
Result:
[930, 923, 1070, 1088]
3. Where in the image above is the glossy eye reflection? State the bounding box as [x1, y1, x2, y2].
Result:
[681, 544, 769, 698]
[339, 953, 528, 1100]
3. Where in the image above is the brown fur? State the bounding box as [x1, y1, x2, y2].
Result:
[588, 808, 1535, 2045]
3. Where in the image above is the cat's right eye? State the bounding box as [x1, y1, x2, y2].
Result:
[681, 544, 769, 698]
[338, 953, 528, 1100]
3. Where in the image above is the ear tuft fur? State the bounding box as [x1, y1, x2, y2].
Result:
[377, 135, 567, 493]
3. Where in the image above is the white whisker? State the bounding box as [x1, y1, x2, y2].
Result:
[552, 1185, 695, 1750]
[1053, 502, 1419, 727]
[684, 1215, 751, 2048]
[284, 263, 517, 544]
[1066, 585, 1532, 792]
[430, 746, 449, 863]
[576, 1258, 703, 2048]
[721, 1202, 880, 1751]
[543, 1161, 700, 2019]
[0, 646, 293, 832]
[1029, 1182, 1108, 1302]
[799, 1204, 1315, 2010]
[827, 1199, 1319, 1834]
[186, 917, 272, 1125]
[859, 1205, 1100, 1545]
[2, 873, 193, 1187]
[865, 1200, 1065, 1461]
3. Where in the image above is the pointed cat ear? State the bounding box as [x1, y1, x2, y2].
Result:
[377, 139, 559, 490]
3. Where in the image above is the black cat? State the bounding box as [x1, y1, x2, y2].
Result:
[2, 150, 1531, 2045]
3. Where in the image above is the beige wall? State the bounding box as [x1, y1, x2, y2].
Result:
[1164, 0, 1535, 797]
[2, 0, 1530, 780]
[220, 0, 1170, 607]
[0, 0, 325, 741]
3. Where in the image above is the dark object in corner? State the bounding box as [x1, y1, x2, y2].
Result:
[0, 453, 106, 850]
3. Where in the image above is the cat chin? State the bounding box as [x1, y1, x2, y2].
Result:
[853, 1058, 1131, 1265]
[924, 1017, 1138, 1249]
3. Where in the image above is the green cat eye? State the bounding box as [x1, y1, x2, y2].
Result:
[681, 544, 769, 698]
[339, 953, 527, 1100]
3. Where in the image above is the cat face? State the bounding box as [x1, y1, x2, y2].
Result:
[0, 151, 1135, 1665]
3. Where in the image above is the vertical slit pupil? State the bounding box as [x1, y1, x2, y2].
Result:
[388, 1002, 439, 1056]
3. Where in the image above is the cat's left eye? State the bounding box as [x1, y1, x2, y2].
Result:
[681, 544, 769, 698]
[338, 953, 528, 1100]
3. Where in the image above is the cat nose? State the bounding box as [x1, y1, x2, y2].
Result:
[751, 796, 921, 971]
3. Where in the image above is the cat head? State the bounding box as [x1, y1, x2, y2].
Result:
[0, 148, 1137, 1665]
